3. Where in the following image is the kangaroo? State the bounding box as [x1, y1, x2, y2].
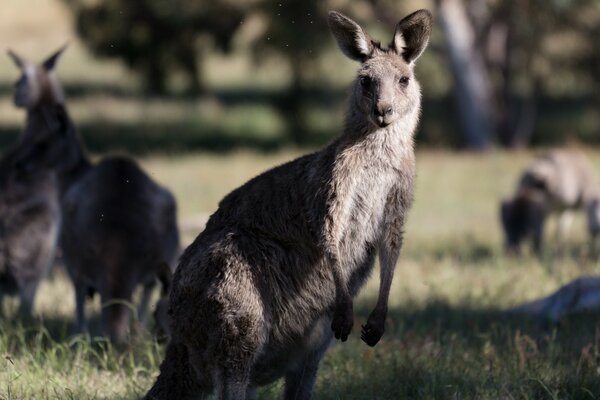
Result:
[500, 149, 600, 254]
[3, 47, 180, 342]
[509, 276, 600, 323]
[145, 9, 431, 400]
[0, 47, 75, 316]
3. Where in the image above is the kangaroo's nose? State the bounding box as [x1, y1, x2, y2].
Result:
[374, 103, 393, 118]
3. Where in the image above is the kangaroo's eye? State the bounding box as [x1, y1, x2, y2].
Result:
[359, 76, 371, 88]
[399, 76, 409, 86]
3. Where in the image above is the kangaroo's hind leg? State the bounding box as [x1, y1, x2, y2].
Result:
[284, 319, 332, 400]
[144, 339, 213, 400]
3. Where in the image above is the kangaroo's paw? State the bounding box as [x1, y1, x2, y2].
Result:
[331, 300, 353, 342]
[361, 312, 385, 347]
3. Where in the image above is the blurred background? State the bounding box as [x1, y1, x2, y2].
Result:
[1, 0, 598, 154]
[2, 1, 600, 398]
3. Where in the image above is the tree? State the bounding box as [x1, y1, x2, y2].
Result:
[65, 0, 250, 94]
[252, 0, 331, 144]
[438, 0, 600, 149]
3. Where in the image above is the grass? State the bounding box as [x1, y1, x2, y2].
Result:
[3, 149, 600, 399]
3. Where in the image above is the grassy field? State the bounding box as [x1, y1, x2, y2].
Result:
[3, 149, 600, 399]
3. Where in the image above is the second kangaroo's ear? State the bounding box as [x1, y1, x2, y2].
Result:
[392, 9, 432, 65]
[42, 44, 68, 71]
[328, 11, 374, 62]
[7, 49, 26, 69]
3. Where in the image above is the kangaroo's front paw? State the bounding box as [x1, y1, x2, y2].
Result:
[331, 301, 353, 342]
[361, 312, 385, 347]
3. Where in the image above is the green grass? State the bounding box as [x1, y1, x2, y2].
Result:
[4, 149, 600, 399]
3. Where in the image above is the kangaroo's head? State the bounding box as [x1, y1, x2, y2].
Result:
[500, 190, 547, 254]
[7, 45, 67, 109]
[328, 10, 432, 129]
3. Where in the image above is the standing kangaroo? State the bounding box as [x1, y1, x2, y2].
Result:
[3, 47, 180, 342]
[0, 47, 76, 316]
[145, 9, 431, 400]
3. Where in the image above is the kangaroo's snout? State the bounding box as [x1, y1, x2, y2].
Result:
[373, 102, 394, 126]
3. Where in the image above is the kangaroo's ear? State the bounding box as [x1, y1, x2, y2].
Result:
[42, 44, 68, 71]
[328, 11, 374, 62]
[392, 9, 432, 65]
[7, 49, 25, 69]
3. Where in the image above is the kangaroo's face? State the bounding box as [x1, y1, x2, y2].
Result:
[355, 53, 420, 128]
[328, 10, 431, 129]
[500, 192, 546, 253]
[7, 46, 67, 109]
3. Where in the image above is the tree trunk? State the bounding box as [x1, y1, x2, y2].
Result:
[438, 0, 494, 150]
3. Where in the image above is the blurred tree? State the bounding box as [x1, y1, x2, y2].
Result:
[438, 0, 600, 148]
[64, 0, 251, 94]
[252, 0, 330, 144]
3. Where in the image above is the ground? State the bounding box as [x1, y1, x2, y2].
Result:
[2, 149, 600, 400]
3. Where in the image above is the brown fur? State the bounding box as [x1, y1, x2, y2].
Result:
[145, 9, 432, 400]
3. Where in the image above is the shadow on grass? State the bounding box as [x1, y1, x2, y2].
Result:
[330, 300, 600, 399]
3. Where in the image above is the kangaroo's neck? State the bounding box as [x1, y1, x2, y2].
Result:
[25, 104, 92, 192]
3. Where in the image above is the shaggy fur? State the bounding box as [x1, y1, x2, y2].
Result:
[145, 9, 431, 400]
[501, 149, 600, 254]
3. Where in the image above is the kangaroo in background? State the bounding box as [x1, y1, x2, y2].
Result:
[4, 46, 180, 342]
[501, 149, 600, 254]
[145, 9, 431, 400]
[0, 47, 78, 316]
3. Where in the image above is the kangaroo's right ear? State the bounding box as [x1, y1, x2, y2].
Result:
[328, 11, 374, 62]
[7, 49, 25, 69]
[392, 9, 432, 65]
[42, 44, 68, 71]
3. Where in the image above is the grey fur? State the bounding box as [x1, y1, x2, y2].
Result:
[145, 9, 431, 400]
[501, 149, 600, 254]
[0, 48, 72, 316]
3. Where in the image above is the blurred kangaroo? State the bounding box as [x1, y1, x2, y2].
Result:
[501, 149, 600, 254]
[145, 9, 431, 400]
[0, 47, 78, 316]
[509, 276, 600, 323]
[4, 46, 180, 342]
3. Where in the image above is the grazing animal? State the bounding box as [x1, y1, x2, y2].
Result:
[145, 9, 431, 400]
[509, 276, 600, 323]
[0, 47, 74, 316]
[501, 149, 600, 254]
[2, 47, 180, 342]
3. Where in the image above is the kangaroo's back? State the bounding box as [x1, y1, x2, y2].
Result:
[520, 149, 599, 208]
[62, 156, 178, 272]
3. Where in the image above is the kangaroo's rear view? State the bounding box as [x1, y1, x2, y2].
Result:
[145, 9, 431, 400]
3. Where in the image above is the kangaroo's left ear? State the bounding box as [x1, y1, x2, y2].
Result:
[42, 43, 68, 71]
[7, 49, 26, 69]
[392, 9, 432, 65]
